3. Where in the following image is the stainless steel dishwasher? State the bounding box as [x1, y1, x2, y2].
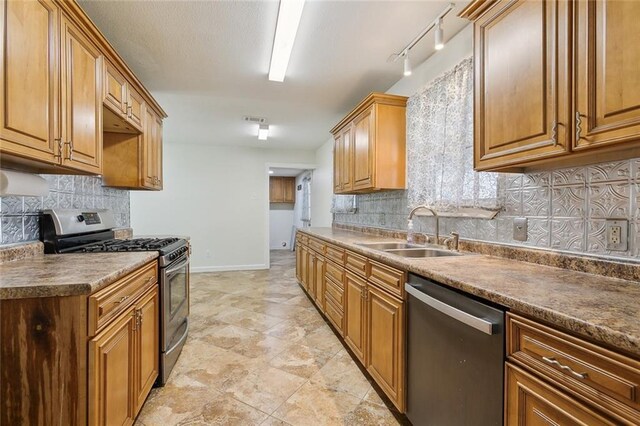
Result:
[405, 273, 505, 426]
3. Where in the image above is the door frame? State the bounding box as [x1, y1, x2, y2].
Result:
[265, 162, 316, 268]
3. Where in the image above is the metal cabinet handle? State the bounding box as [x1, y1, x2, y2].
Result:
[542, 356, 588, 380]
[576, 112, 583, 140]
[64, 140, 74, 161]
[114, 295, 129, 304]
[54, 139, 63, 158]
[127, 105, 132, 118]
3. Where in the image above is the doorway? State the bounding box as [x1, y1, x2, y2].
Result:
[266, 164, 315, 268]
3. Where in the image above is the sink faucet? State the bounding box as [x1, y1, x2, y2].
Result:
[408, 205, 439, 245]
[444, 232, 460, 251]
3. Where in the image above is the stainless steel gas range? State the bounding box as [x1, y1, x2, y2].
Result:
[41, 208, 189, 385]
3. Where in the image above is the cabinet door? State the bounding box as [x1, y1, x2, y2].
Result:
[283, 177, 295, 203]
[574, 0, 640, 151]
[103, 62, 127, 117]
[142, 108, 160, 188]
[473, 0, 570, 170]
[154, 116, 163, 189]
[270, 177, 284, 202]
[296, 246, 302, 283]
[134, 287, 159, 413]
[89, 307, 136, 426]
[341, 126, 353, 191]
[300, 246, 308, 290]
[126, 85, 145, 133]
[366, 285, 405, 411]
[314, 256, 325, 311]
[333, 135, 342, 193]
[0, 0, 59, 163]
[352, 107, 375, 190]
[506, 363, 617, 425]
[60, 15, 102, 174]
[307, 251, 316, 295]
[344, 271, 367, 363]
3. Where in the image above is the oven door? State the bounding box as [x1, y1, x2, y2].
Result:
[161, 253, 190, 352]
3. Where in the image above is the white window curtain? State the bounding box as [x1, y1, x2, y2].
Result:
[407, 57, 504, 217]
[301, 174, 312, 224]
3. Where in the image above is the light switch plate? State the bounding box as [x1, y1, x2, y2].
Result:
[513, 218, 528, 241]
[605, 219, 628, 251]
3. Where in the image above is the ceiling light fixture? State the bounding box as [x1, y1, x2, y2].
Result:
[269, 170, 274, 175]
[258, 124, 270, 140]
[403, 52, 412, 76]
[268, 0, 306, 82]
[388, 3, 454, 76]
[435, 19, 444, 50]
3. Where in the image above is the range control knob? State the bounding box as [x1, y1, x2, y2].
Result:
[77, 215, 85, 222]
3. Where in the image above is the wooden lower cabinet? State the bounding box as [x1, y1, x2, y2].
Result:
[366, 284, 405, 411]
[506, 363, 617, 425]
[344, 271, 367, 364]
[89, 285, 159, 426]
[89, 304, 137, 426]
[295, 246, 302, 282]
[314, 255, 325, 310]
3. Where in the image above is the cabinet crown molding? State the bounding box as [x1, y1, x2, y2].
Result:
[331, 92, 407, 135]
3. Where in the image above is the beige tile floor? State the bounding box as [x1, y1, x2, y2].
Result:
[135, 250, 402, 426]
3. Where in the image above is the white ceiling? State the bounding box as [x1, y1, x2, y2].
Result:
[79, 0, 470, 150]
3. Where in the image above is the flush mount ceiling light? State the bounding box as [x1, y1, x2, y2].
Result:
[258, 124, 270, 140]
[268, 0, 306, 82]
[269, 170, 274, 174]
[388, 3, 454, 76]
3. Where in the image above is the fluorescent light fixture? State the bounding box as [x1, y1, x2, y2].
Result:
[269, 170, 274, 174]
[435, 19, 444, 50]
[403, 53, 412, 76]
[268, 0, 306, 82]
[258, 124, 270, 140]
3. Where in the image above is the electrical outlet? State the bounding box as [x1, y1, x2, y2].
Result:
[605, 219, 628, 251]
[513, 218, 528, 241]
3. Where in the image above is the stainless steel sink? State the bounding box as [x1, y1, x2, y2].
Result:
[357, 242, 423, 250]
[384, 248, 464, 258]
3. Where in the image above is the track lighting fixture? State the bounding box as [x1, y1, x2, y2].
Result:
[388, 3, 454, 76]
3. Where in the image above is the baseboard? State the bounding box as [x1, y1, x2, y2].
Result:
[190, 264, 268, 273]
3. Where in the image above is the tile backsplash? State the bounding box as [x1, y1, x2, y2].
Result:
[0, 175, 130, 245]
[334, 159, 640, 261]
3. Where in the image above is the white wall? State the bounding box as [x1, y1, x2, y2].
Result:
[308, 25, 472, 228]
[130, 143, 314, 271]
[310, 137, 334, 227]
[269, 205, 294, 250]
[293, 171, 308, 229]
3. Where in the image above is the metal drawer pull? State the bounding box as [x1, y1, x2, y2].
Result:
[542, 356, 588, 380]
[114, 295, 129, 304]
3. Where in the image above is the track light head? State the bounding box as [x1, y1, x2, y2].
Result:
[435, 18, 444, 50]
[403, 53, 412, 76]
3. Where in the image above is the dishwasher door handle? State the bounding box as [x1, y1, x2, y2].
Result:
[405, 283, 498, 335]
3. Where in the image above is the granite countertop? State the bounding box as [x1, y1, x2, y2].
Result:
[300, 227, 640, 358]
[0, 252, 159, 299]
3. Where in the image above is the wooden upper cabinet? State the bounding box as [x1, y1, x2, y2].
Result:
[127, 85, 145, 132]
[462, 0, 640, 171]
[331, 93, 406, 194]
[352, 108, 375, 191]
[0, 0, 60, 165]
[574, 0, 640, 151]
[269, 176, 296, 203]
[141, 107, 162, 189]
[60, 14, 103, 174]
[471, 0, 570, 171]
[103, 61, 128, 117]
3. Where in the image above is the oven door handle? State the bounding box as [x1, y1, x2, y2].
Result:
[165, 257, 190, 275]
[166, 319, 189, 355]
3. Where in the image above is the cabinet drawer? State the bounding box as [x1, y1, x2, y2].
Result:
[345, 251, 368, 277]
[325, 243, 345, 265]
[325, 260, 345, 284]
[325, 276, 344, 308]
[88, 261, 158, 336]
[508, 313, 640, 421]
[309, 238, 325, 254]
[324, 295, 344, 336]
[368, 260, 405, 297]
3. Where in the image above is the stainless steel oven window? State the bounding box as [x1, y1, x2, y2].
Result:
[167, 257, 189, 316]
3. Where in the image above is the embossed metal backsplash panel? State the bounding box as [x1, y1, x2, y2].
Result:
[0, 175, 130, 245]
[334, 160, 640, 259]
